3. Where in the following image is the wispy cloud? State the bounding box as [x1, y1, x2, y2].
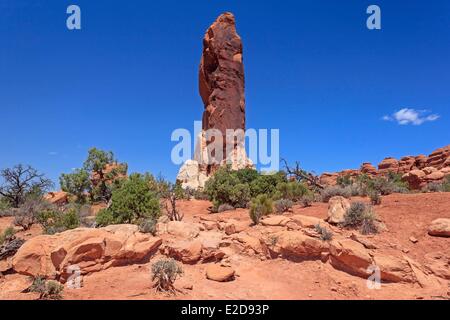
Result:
[383, 108, 440, 125]
[48, 151, 58, 156]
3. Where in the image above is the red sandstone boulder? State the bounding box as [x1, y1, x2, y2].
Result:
[270, 231, 329, 260]
[12, 225, 162, 281]
[378, 158, 399, 175]
[426, 145, 450, 169]
[206, 264, 235, 282]
[398, 156, 416, 174]
[327, 196, 351, 225]
[360, 163, 377, 175]
[319, 173, 339, 186]
[329, 239, 372, 278]
[428, 219, 450, 238]
[44, 191, 69, 206]
[414, 155, 428, 169]
[402, 170, 427, 190]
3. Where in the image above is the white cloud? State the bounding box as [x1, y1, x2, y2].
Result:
[48, 151, 58, 156]
[383, 108, 440, 125]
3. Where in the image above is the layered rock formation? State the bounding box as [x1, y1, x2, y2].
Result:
[177, 13, 253, 190]
[319, 145, 450, 189]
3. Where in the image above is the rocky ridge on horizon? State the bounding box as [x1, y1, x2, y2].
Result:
[320, 145, 450, 189]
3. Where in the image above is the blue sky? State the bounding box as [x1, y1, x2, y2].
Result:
[0, 0, 449, 185]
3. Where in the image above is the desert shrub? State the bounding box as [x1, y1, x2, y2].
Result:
[337, 174, 354, 187]
[37, 206, 80, 235]
[235, 168, 260, 184]
[360, 214, 379, 235]
[27, 277, 64, 300]
[368, 173, 409, 195]
[343, 202, 378, 235]
[249, 172, 287, 198]
[0, 197, 12, 216]
[139, 218, 157, 235]
[13, 197, 54, 230]
[342, 202, 367, 228]
[300, 193, 314, 207]
[151, 259, 183, 293]
[315, 224, 333, 241]
[95, 208, 115, 227]
[424, 182, 443, 193]
[59, 169, 90, 204]
[0, 227, 15, 245]
[443, 176, 450, 192]
[320, 186, 352, 202]
[96, 173, 161, 226]
[249, 195, 273, 225]
[276, 181, 311, 202]
[204, 167, 251, 209]
[217, 203, 235, 213]
[369, 191, 382, 205]
[274, 199, 293, 214]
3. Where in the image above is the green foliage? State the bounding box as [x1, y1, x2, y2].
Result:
[83, 148, 116, 173]
[151, 259, 183, 292]
[274, 199, 293, 214]
[315, 224, 333, 241]
[235, 168, 260, 184]
[96, 173, 160, 226]
[95, 208, 115, 227]
[0, 227, 15, 245]
[249, 172, 287, 198]
[276, 181, 311, 202]
[343, 202, 378, 235]
[249, 194, 273, 225]
[59, 169, 90, 204]
[204, 167, 251, 209]
[139, 218, 157, 235]
[204, 167, 291, 211]
[37, 207, 80, 235]
[0, 196, 11, 211]
[365, 173, 409, 196]
[28, 277, 64, 300]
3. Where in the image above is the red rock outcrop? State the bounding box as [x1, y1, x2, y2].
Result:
[12, 225, 161, 282]
[177, 13, 253, 189]
[378, 158, 399, 175]
[360, 163, 377, 176]
[44, 191, 69, 206]
[426, 145, 450, 169]
[319, 145, 450, 189]
[200, 12, 245, 137]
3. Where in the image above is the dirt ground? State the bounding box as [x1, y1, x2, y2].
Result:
[0, 193, 449, 300]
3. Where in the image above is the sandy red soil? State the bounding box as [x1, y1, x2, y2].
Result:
[0, 193, 449, 300]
